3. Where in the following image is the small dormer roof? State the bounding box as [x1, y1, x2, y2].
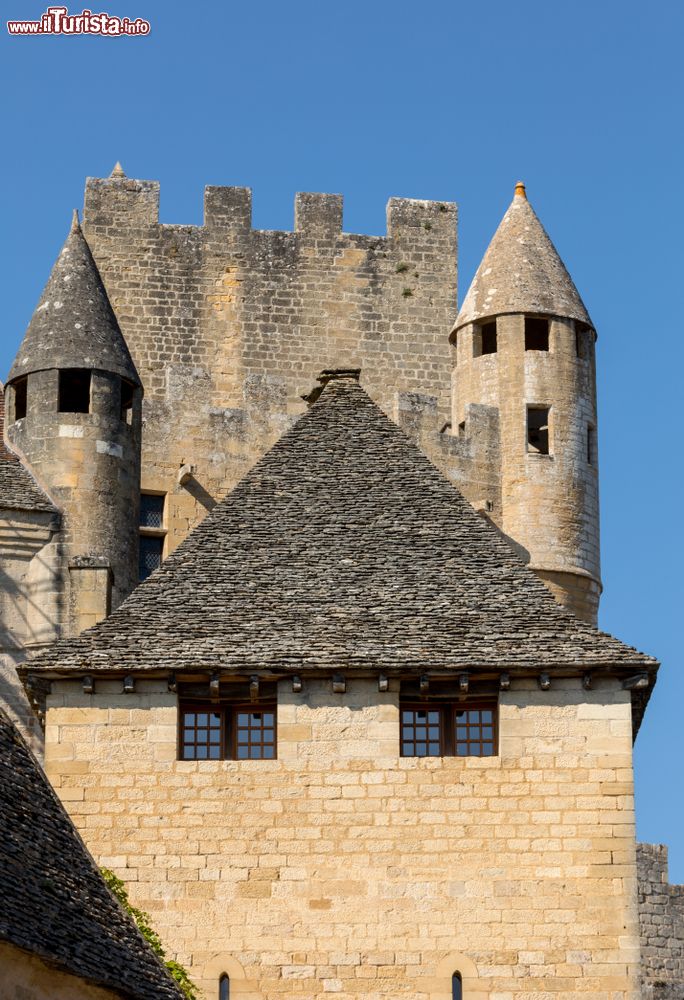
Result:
[8, 212, 140, 386]
[453, 183, 593, 333]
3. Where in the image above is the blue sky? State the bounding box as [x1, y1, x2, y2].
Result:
[2, 1, 682, 878]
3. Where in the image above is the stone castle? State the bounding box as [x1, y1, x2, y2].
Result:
[0, 167, 681, 998]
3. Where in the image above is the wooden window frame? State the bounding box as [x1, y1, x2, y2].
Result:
[400, 700, 498, 758]
[178, 701, 277, 761]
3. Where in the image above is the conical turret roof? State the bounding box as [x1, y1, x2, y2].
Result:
[8, 212, 140, 386]
[26, 373, 654, 679]
[453, 183, 593, 332]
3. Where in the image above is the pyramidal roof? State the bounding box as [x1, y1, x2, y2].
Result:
[454, 183, 593, 332]
[0, 708, 184, 999]
[27, 374, 654, 680]
[8, 212, 140, 386]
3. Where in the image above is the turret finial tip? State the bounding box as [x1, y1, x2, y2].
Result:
[110, 161, 126, 178]
[514, 181, 527, 200]
[70, 208, 80, 233]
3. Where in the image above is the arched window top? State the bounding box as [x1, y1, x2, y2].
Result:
[219, 973, 230, 1000]
[452, 971, 462, 1000]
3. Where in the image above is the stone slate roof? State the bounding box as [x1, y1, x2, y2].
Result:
[8, 213, 141, 386]
[453, 184, 594, 332]
[0, 708, 184, 1000]
[0, 459, 57, 514]
[0, 385, 56, 514]
[27, 374, 655, 677]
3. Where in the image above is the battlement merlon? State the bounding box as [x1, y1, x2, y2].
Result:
[83, 175, 457, 246]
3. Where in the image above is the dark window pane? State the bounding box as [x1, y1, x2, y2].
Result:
[527, 407, 550, 455]
[140, 493, 164, 528]
[58, 369, 91, 413]
[525, 316, 549, 351]
[12, 377, 27, 421]
[139, 535, 163, 582]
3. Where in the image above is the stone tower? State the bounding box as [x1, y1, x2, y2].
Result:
[4, 212, 142, 635]
[450, 183, 600, 622]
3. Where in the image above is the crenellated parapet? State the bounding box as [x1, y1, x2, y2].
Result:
[81, 169, 458, 559]
[638, 844, 684, 1000]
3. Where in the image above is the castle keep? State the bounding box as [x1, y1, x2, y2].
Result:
[0, 169, 681, 999]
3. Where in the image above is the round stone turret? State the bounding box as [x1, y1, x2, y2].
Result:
[4, 212, 142, 635]
[451, 184, 600, 623]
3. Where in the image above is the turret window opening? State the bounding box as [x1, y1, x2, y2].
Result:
[452, 972, 463, 1000]
[527, 406, 550, 455]
[139, 492, 166, 582]
[58, 369, 91, 413]
[120, 378, 135, 425]
[12, 377, 27, 421]
[525, 317, 549, 352]
[219, 973, 230, 1000]
[481, 321, 497, 354]
[473, 321, 497, 357]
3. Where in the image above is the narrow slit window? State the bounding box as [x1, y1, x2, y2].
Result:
[452, 972, 463, 1000]
[527, 406, 550, 455]
[139, 535, 163, 581]
[58, 369, 91, 413]
[481, 320, 497, 354]
[139, 493, 166, 582]
[525, 317, 549, 351]
[219, 975, 230, 1000]
[121, 378, 135, 424]
[12, 377, 27, 421]
[587, 425, 595, 464]
[140, 494, 164, 529]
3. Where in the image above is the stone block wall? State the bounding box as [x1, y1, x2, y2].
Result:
[82, 175, 458, 557]
[44, 676, 641, 999]
[637, 843, 684, 999]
